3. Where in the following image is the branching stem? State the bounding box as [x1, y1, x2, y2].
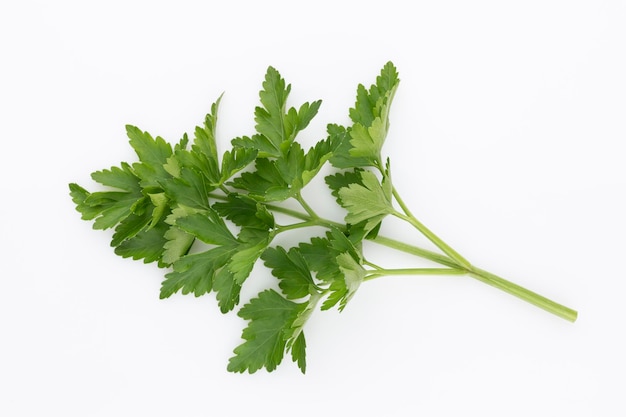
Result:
[295, 193, 320, 220]
[391, 186, 472, 269]
[212, 185, 578, 322]
[371, 233, 577, 322]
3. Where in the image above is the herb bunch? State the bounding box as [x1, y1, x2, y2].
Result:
[69, 62, 577, 374]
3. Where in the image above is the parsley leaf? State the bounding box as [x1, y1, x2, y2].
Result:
[70, 163, 144, 231]
[175, 209, 237, 246]
[227, 289, 307, 374]
[213, 194, 275, 230]
[296, 227, 364, 311]
[227, 236, 271, 285]
[253, 66, 322, 157]
[218, 147, 258, 185]
[262, 246, 316, 300]
[230, 136, 338, 202]
[114, 221, 170, 266]
[162, 225, 195, 265]
[161, 167, 212, 211]
[126, 125, 173, 189]
[160, 245, 237, 299]
[110, 196, 153, 246]
[331, 61, 400, 168]
[337, 169, 394, 233]
[192, 97, 221, 165]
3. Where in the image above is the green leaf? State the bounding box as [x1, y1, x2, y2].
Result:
[326, 170, 386, 239]
[161, 167, 211, 211]
[126, 125, 173, 188]
[174, 132, 189, 152]
[332, 62, 400, 167]
[262, 247, 315, 300]
[213, 194, 275, 230]
[110, 197, 153, 246]
[230, 157, 286, 200]
[283, 100, 322, 144]
[289, 332, 307, 373]
[69, 183, 100, 221]
[160, 245, 237, 298]
[231, 134, 281, 159]
[322, 253, 365, 311]
[70, 163, 145, 231]
[328, 124, 371, 169]
[212, 268, 241, 313]
[175, 209, 237, 246]
[148, 192, 169, 229]
[162, 225, 195, 265]
[228, 237, 270, 285]
[84, 190, 144, 231]
[285, 292, 322, 374]
[273, 141, 305, 186]
[165, 147, 218, 183]
[300, 132, 341, 186]
[192, 96, 221, 164]
[251, 66, 321, 157]
[295, 228, 364, 311]
[255, 66, 291, 152]
[325, 168, 364, 204]
[114, 221, 169, 266]
[219, 147, 258, 185]
[230, 139, 336, 202]
[337, 169, 394, 232]
[161, 206, 197, 265]
[349, 61, 400, 128]
[327, 226, 363, 261]
[348, 122, 380, 162]
[90, 162, 141, 192]
[227, 289, 306, 374]
[297, 236, 338, 283]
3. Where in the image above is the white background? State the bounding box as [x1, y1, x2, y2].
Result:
[1, 1, 625, 415]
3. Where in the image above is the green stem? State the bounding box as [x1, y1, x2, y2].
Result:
[392, 187, 472, 269]
[268, 202, 346, 230]
[468, 267, 578, 322]
[363, 260, 384, 270]
[268, 204, 344, 229]
[275, 220, 322, 234]
[372, 236, 577, 322]
[392, 210, 472, 269]
[295, 192, 320, 220]
[365, 268, 465, 281]
[372, 236, 461, 269]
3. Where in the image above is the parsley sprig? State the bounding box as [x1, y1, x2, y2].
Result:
[69, 62, 577, 374]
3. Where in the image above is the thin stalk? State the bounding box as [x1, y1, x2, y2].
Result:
[372, 236, 461, 269]
[390, 209, 470, 267]
[267, 201, 346, 230]
[391, 186, 472, 269]
[371, 236, 577, 322]
[468, 267, 578, 322]
[268, 204, 344, 229]
[295, 192, 320, 220]
[365, 268, 465, 281]
[275, 220, 322, 234]
[363, 260, 385, 270]
[207, 192, 340, 227]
